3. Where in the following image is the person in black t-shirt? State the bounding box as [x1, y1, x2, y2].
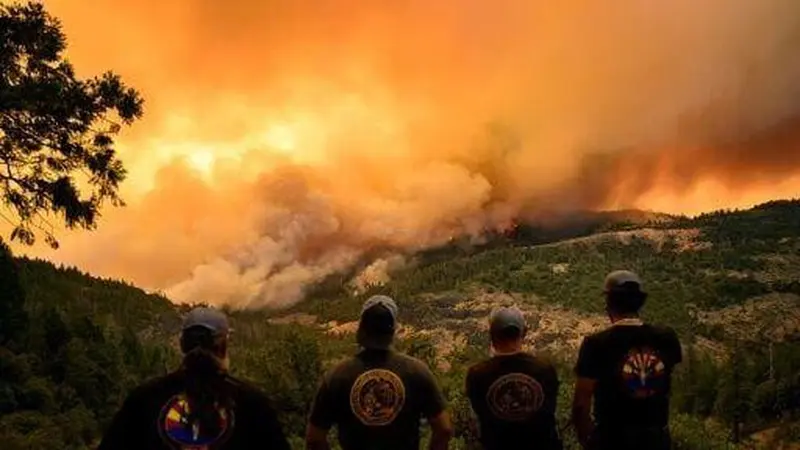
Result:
[571, 270, 682, 450]
[98, 307, 290, 450]
[465, 306, 562, 450]
[306, 295, 453, 450]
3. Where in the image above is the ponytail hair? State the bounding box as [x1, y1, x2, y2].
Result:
[179, 326, 234, 437]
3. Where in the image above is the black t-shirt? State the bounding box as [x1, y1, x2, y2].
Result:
[97, 370, 290, 450]
[466, 352, 562, 450]
[308, 349, 446, 450]
[574, 323, 683, 430]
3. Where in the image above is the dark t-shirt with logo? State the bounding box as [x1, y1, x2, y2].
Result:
[308, 349, 446, 450]
[97, 370, 290, 450]
[574, 323, 683, 430]
[466, 352, 562, 450]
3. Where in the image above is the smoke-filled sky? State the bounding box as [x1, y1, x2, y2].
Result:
[6, 0, 800, 309]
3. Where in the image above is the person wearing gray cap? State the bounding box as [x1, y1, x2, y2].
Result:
[571, 270, 682, 450]
[306, 295, 453, 450]
[98, 306, 290, 450]
[465, 306, 562, 450]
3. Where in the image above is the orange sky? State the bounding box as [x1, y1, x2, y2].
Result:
[5, 0, 800, 308]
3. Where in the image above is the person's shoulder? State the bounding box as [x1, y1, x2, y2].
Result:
[646, 323, 680, 340]
[121, 372, 182, 405]
[466, 357, 493, 377]
[225, 375, 277, 408]
[392, 351, 436, 376]
[225, 375, 265, 395]
[134, 372, 181, 394]
[393, 351, 428, 368]
[528, 351, 557, 370]
[582, 327, 612, 345]
[328, 354, 361, 375]
[312, 355, 361, 387]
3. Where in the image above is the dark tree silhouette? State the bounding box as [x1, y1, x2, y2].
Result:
[0, 1, 143, 248]
[0, 240, 27, 347]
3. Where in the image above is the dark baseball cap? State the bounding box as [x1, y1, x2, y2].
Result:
[603, 270, 644, 293]
[357, 295, 398, 350]
[489, 306, 526, 334]
[182, 307, 231, 336]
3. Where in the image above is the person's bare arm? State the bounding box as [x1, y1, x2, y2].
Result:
[305, 423, 331, 450]
[467, 405, 480, 442]
[428, 410, 454, 450]
[571, 377, 597, 450]
[306, 372, 335, 450]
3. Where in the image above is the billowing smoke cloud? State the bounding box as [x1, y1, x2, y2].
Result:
[10, 0, 800, 308]
[350, 255, 408, 295]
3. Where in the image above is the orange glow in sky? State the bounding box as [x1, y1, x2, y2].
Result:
[3, 0, 799, 308]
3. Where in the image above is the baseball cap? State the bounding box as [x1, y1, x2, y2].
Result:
[357, 295, 398, 350]
[489, 306, 526, 335]
[182, 307, 231, 336]
[603, 270, 644, 293]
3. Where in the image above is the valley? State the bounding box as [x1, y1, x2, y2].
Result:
[1, 199, 800, 449]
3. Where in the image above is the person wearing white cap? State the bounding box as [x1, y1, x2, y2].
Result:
[571, 270, 682, 450]
[465, 306, 562, 450]
[98, 306, 290, 450]
[306, 295, 453, 450]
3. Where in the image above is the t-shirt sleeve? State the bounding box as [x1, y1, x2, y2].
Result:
[464, 367, 475, 402]
[465, 366, 479, 406]
[308, 373, 337, 429]
[250, 394, 291, 450]
[541, 360, 561, 415]
[574, 336, 602, 380]
[549, 363, 560, 392]
[668, 328, 683, 365]
[417, 363, 447, 419]
[97, 389, 141, 450]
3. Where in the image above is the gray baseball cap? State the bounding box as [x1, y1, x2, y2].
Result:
[182, 307, 231, 336]
[489, 306, 526, 334]
[360, 295, 398, 319]
[603, 270, 644, 293]
[357, 295, 398, 350]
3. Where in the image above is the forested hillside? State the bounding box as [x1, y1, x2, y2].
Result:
[1, 200, 800, 449]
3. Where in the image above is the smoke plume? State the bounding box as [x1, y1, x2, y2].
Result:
[9, 0, 800, 308]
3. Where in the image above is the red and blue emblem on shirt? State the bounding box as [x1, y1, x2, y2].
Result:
[620, 347, 666, 398]
[158, 394, 233, 449]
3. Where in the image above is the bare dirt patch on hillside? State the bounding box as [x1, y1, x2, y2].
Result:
[326, 320, 358, 335]
[753, 253, 800, 283]
[267, 313, 318, 326]
[535, 227, 710, 252]
[443, 291, 608, 363]
[697, 293, 800, 342]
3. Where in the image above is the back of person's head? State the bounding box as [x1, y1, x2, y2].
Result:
[603, 270, 648, 316]
[356, 295, 398, 350]
[179, 307, 233, 435]
[489, 306, 527, 346]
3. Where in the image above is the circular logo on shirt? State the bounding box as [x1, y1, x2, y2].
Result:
[620, 347, 667, 398]
[349, 369, 406, 426]
[157, 393, 234, 449]
[486, 373, 545, 421]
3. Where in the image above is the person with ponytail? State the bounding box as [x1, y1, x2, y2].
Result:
[98, 307, 290, 450]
